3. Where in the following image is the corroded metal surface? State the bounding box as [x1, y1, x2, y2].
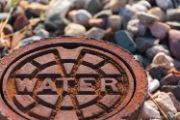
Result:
[0, 37, 147, 120]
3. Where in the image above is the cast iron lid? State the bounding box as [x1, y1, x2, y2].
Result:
[0, 37, 147, 120]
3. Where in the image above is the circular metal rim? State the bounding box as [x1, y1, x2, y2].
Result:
[0, 36, 147, 119]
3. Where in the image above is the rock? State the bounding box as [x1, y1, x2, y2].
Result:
[0, 13, 9, 21]
[3, 24, 13, 35]
[13, 14, 29, 30]
[152, 52, 174, 69]
[149, 79, 160, 93]
[106, 15, 122, 31]
[89, 18, 105, 28]
[104, 0, 127, 13]
[119, 5, 137, 27]
[169, 92, 180, 111]
[35, 0, 49, 4]
[84, 0, 103, 14]
[135, 37, 159, 53]
[174, 59, 180, 70]
[19, 36, 42, 47]
[94, 10, 112, 18]
[34, 29, 49, 38]
[115, 31, 136, 52]
[28, 2, 49, 16]
[169, 29, 180, 60]
[167, 21, 180, 30]
[137, 12, 159, 25]
[167, 111, 177, 120]
[146, 45, 170, 59]
[161, 72, 180, 86]
[176, 112, 180, 120]
[167, 8, 180, 21]
[127, 19, 146, 36]
[72, 0, 86, 9]
[86, 27, 105, 39]
[72, 9, 92, 27]
[134, 54, 149, 67]
[132, 0, 151, 12]
[155, 92, 177, 114]
[65, 23, 86, 36]
[149, 22, 170, 40]
[148, 7, 166, 21]
[155, 0, 173, 10]
[45, 0, 72, 30]
[138, 101, 161, 119]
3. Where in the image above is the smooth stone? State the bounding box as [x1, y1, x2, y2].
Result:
[169, 92, 180, 111]
[127, 19, 146, 36]
[135, 37, 159, 53]
[45, 0, 72, 30]
[148, 65, 169, 79]
[11, 6, 24, 18]
[72, 9, 92, 27]
[94, 10, 112, 18]
[65, 23, 86, 36]
[146, 45, 170, 59]
[169, 29, 180, 60]
[72, 0, 86, 9]
[148, 7, 166, 21]
[138, 101, 161, 119]
[152, 52, 174, 69]
[167, 21, 180, 30]
[149, 79, 160, 93]
[13, 13, 29, 30]
[86, 27, 105, 40]
[89, 18, 105, 28]
[155, 0, 173, 10]
[149, 22, 170, 40]
[0, 13, 9, 20]
[115, 31, 136, 52]
[34, 29, 49, 38]
[161, 73, 180, 86]
[137, 12, 159, 25]
[84, 0, 103, 14]
[3, 24, 13, 35]
[134, 54, 149, 67]
[132, 0, 151, 12]
[155, 92, 177, 114]
[176, 112, 180, 120]
[174, 59, 180, 70]
[166, 9, 180, 21]
[28, 3, 49, 16]
[104, 0, 127, 13]
[19, 36, 42, 47]
[106, 15, 122, 31]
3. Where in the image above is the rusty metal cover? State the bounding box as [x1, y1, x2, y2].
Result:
[0, 37, 147, 120]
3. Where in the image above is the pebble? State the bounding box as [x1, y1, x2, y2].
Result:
[28, 2, 49, 16]
[167, 21, 180, 30]
[104, 0, 127, 13]
[148, 7, 166, 21]
[149, 79, 160, 93]
[146, 45, 170, 59]
[89, 18, 105, 28]
[64, 23, 86, 36]
[0, 13, 9, 20]
[135, 37, 159, 53]
[84, 0, 103, 14]
[152, 52, 174, 69]
[127, 19, 146, 36]
[166, 8, 180, 21]
[138, 101, 161, 119]
[94, 10, 112, 18]
[19, 36, 42, 47]
[34, 29, 49, 38]
[155, 0, 173, 10]
[161, 73, 180, 86]
[72, 0, 86, 9]
[169, 29, 180, 60]
[13, 13, 29, 30]
[115, 31, 136, 52]
[106, 15, 122, 31]
[169, 92, 180, 111]
[72, 9, 92, 27]
[137, 12, 159, 25]
[155, 92, 177, 114]
[86, 27, 105, 40]
[132, 0, 151, 12]
[176, 112, 180, 120]
[3, 24, 13, 35]
[134, 54, 149, 67]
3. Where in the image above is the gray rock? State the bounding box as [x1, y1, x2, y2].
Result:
[138, 101, 161, 119]
[137, 12, 159, 25]
[155, 92, 177, 114]
[19, 36, 42, 47]
[86, 27, 105, 40]
[127, 19, 146, 36]
[146, 45, 170, 59]
[45, 0, 72, 30]
[65, 23, 86, 36]
[72, 9, 92, 27]
[132, 0, 151, 12]
[107, 15, 122, 31]
[72, 0, 86, 9]
[0, 13, 9, 20]
[135, 37, 159, 53]
[167, 8, 180, 21]
[149, 79, 160, 93]
[148, 7, 166, 21]
[84, 0, 103, 14]
[156, 0, 173, 10]
[115, 31, 136, 52]
[35, 29, 49, 38]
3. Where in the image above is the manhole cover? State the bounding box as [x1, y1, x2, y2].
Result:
[0, 37, 147, 120]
